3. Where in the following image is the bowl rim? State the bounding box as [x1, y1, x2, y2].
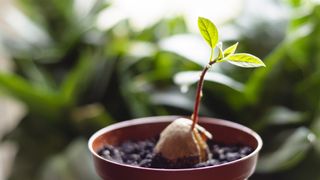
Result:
[88, 115, 263, 172]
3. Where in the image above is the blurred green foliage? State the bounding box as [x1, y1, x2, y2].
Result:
[0, 0, 320, 179]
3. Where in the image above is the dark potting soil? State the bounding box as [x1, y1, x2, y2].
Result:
[98, 138, 253, 169]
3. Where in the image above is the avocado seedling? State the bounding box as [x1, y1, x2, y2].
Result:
[153, 17, 265, 167]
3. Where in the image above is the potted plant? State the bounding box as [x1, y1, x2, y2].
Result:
[88, 17, 265, 180]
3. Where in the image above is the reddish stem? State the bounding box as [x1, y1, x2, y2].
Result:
[190, 60, 216, 130]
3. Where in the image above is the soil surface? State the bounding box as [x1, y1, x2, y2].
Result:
[98, 137, 253, 169]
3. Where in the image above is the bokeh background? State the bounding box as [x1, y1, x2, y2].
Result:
[1, 0, 320, 179]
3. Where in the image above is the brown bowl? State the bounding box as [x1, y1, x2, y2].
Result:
[88, 116, 262, 180]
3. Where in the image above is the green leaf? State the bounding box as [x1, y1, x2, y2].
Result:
[0, 73, 64, 119]
[61, 51, 95, 106]
[226, 53, 266, 68]
[257, 127, 315, 173]
[244, 43, 286, 103]
[198, 17, 218, 48]
[217, 46, 224, 61]
[223, 42, 238, 57]
[253, 106, 307, 131]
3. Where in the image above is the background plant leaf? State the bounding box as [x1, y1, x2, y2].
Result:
[257, 127, 316, 173]
[174, 71, 244, 92]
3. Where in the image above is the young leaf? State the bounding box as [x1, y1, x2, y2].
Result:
[217, 46, 224, 61]
[198, 17, 218, 48]
[223, 42, 238, 57]
[226, 53, 266, 68]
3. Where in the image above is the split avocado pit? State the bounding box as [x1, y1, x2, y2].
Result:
[154, 118, 212, 167]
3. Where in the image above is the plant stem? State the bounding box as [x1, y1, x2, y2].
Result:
[190, 60, 216, 130]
